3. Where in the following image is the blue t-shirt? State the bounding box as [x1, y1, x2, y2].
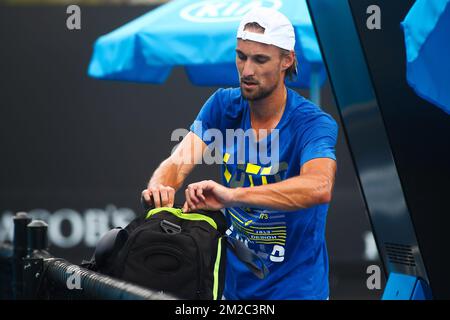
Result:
[190, 87, 338, 300]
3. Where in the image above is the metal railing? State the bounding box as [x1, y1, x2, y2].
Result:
[0, 242, 13, 299]
[0, 212, 177, 300]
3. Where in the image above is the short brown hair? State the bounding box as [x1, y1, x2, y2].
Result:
[243, 22, 298, 81]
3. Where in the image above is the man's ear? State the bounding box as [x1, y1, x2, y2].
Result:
[281, 51, 295, 70]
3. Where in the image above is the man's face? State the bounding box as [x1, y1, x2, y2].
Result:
[236, 39, 284, 101]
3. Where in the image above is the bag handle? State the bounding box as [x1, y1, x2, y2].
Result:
[224, 235, 269, 280]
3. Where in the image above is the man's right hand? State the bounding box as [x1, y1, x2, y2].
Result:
[141, 185, 175, 208]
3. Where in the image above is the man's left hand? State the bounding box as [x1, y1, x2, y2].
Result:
[183, 180, 236, 212]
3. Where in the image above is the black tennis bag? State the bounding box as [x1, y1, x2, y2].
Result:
[84, 206, 228, 300]
[83, 204, 268, 300]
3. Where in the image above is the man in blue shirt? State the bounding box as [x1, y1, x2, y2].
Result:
[142, 8, 337, 300]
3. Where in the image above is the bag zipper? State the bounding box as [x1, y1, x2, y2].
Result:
[146, 207, 218, 230]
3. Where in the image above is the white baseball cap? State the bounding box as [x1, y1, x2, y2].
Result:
[236, 7, 296, 51]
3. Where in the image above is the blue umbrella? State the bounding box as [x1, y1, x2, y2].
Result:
[88, 0, 326, 103]
[402, 0, 450, 115]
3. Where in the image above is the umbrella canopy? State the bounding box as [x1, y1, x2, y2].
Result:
[87, 0, 326, 93]
[402, 0, 450, 115]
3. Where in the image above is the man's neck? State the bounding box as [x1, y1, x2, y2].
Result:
[249, 83, 287, 128]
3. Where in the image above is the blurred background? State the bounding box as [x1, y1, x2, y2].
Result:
[0, 0, 384, 299]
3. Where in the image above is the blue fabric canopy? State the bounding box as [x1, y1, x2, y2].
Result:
[87, 0, 326, 89]
[402, 0, 450, 115]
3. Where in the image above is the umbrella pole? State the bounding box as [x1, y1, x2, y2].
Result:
[310, 66, 321, 106]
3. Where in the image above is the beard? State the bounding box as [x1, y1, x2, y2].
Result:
[240, 80, 279, 101]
